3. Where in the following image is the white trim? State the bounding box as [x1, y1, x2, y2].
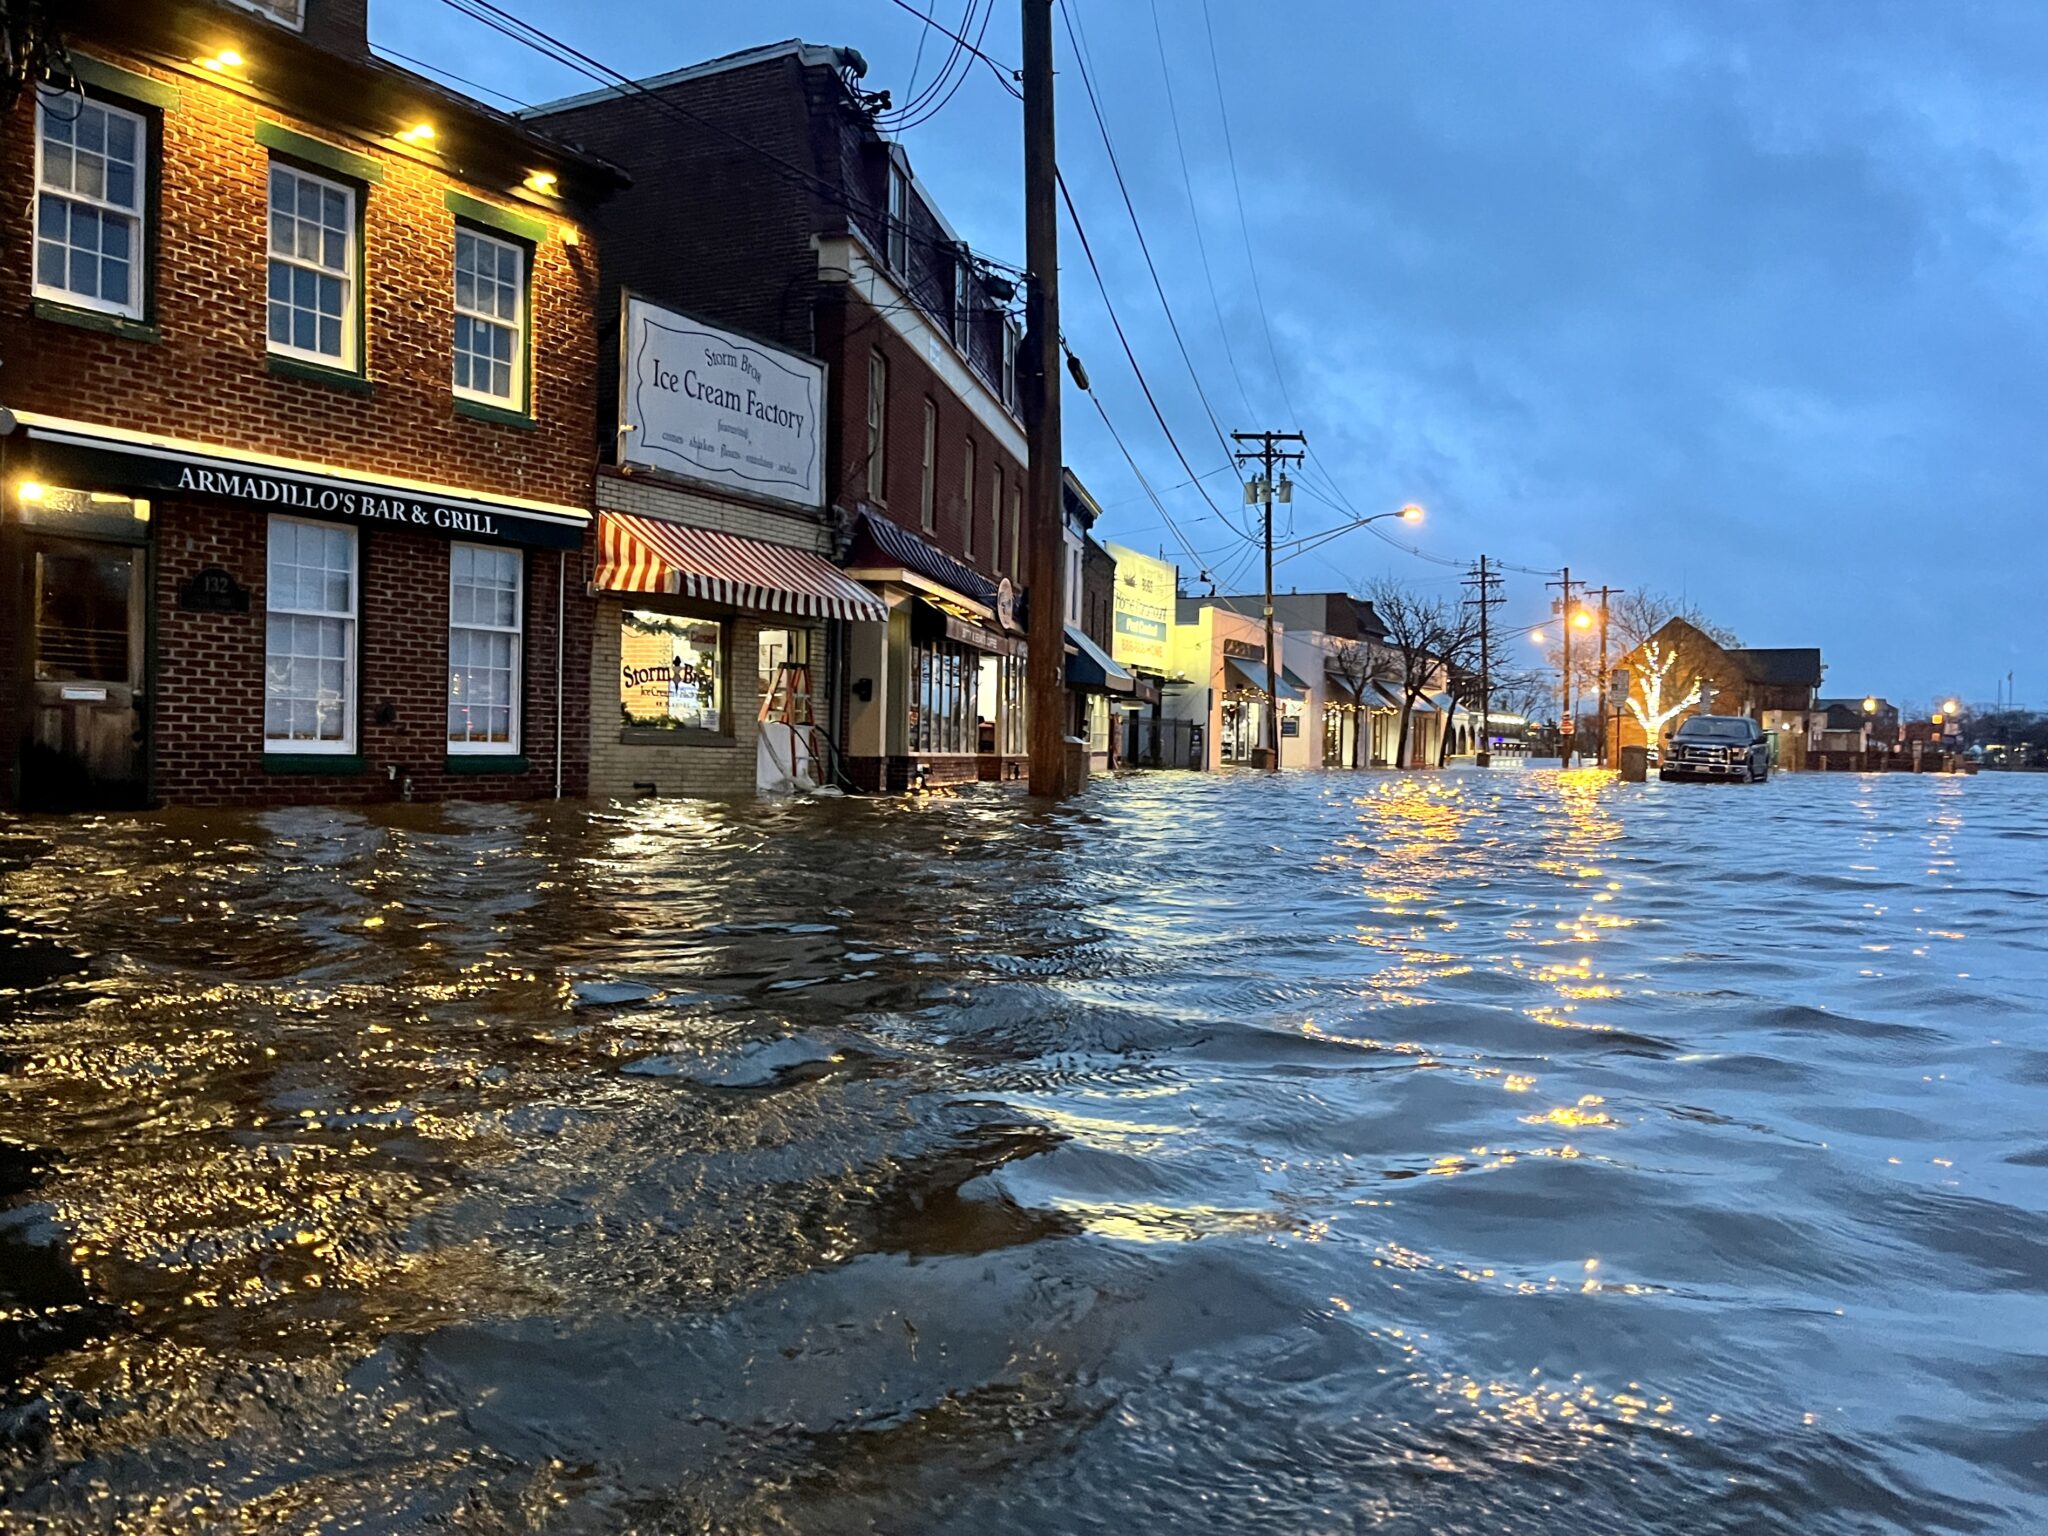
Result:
[447, 541, 524, 753]
[32, 94, 148, 321]
[451, 225, 526, 407]
[263, 514, 358, 754]
[522, 41, 857, 116]
[839, 566, 994, 622]
[265, 162, 358, 370]
[817, 232, 1028, 465]
[9, 411, 590, 529]
[222, 0, 306, 30]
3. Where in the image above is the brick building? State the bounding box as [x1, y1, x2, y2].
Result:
[530, 42, 1035, 794]
[1613, 619, 1826, 767]
[0, 0, 619, 809]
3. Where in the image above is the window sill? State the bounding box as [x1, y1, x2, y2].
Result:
[618, 728, 736, 749]
[33, 298, 160, 343]
[263, 752, 367, 775]
[267, 354, 374, 395]
[454, 397, 537, 430]
[444, 752, 530, 774]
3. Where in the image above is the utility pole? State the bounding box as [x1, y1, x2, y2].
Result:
[1462, 556, 1503, 766]
[1231, 430, 1305, 772]
[1587, 584, 1622, 765]
[1021, 0, 1068, 797]
[1547, 567, 1581, 767]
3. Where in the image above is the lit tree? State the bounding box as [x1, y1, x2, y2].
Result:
[1324, 639, 1398, 768]
[1626, 635, 1702, 737]
[1368, 577, 1479, 768]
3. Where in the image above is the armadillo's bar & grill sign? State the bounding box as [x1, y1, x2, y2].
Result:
[5, 412, 589, 550]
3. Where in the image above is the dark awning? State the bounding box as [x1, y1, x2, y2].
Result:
[1225, 658, 1303, 701]
[842, 508, 998, 612]
[1065, 624, 1135, 694]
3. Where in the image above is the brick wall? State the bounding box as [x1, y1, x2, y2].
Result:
[597, 470, 832, 555]
[821, 291, 1029, 584]
[151, 498, 588, 806]
[0, 47, 600, 513]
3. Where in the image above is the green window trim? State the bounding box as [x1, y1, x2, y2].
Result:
[254, 121, 384, 185]
[443, 753, 531, 774]
[33, 298, 160, 343]
[268, 354, 375, 394]
[454, 397, 537, 429]
[262, 753, 369, 775]
[70, 54, 181, 111]
[445, 190, 548, 245]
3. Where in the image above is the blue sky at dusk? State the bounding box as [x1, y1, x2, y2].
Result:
[379, 0, 2048, 705]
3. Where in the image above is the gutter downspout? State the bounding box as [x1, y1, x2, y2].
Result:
[555, 550, 565, 799]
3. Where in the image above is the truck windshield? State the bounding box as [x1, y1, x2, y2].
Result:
[1676, 719, 1752, 742]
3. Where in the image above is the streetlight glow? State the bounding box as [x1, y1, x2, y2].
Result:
[1943, 697, 1960, 715]
[1862, 696, 1878, 714]
[1571, 609, 1593, 631]
[1398, 504, 1424, 523]
[1529, 629, 1547, 646]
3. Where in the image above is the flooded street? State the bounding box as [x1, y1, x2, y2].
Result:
[2, 769, 2045, 1533]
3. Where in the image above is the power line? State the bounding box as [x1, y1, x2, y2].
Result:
[1147, 0, 1254, 421]
[879, 0, 1022, 95]
[431, 0, 1028, 277]
[1056, 0, 1237, 472]
[1055, 167, 1256, 548]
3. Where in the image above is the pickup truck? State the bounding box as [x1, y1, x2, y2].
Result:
[1660, 715, 1771, 782]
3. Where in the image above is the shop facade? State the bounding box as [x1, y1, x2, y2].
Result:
[1165, 599, 1293, 772]
[0, 4, 617, 809]
[585, 300, 885, 798]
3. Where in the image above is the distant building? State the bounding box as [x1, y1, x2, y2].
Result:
[1614, 621, 1827, 767]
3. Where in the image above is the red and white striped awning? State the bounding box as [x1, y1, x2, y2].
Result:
[594, 512, 888, 623]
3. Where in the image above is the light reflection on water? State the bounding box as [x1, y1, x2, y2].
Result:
[3, 770, 2047, 1533]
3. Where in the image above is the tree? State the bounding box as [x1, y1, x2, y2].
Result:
[1324, 639, 1397, 768]
[1625, 634, 1704, 739]
[1368, 577, 1480, 769]
[1608, 589, 1738, 656]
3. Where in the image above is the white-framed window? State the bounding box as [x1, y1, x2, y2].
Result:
[447, 543, 522, 752]
[962, 438, 978, 559]
[953, 256, 973, 351]
[33, 93, 147, 319]
[453, 226, 525, 405]
[887, 163, 909, 272]
[225, 0, 306, 27]
[919, 399, 937, 531]
[1068, 542, 1083, 625]
[866, 351, 888, 502]
[267, 162, 356, 367]
[264, 516, 357, 752]
[1001, 321, 1019, 410]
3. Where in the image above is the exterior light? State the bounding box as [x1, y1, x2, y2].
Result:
[198, 48, 244, 71]
[1571, 609, 1593, 630]
[1529, 628, 1547, 646]
[525, 170, 558, 193]
[1862, 696, 1877, 713]
[17, 481, 46, 502]
[399, 122, 436, 144]
[1398, 503, 1424, 523]
[1931, 712, 1945, 726]
[1942, 697, 1959, 715]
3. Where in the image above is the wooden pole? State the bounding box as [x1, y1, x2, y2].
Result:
[1022, 0, 1069, 797]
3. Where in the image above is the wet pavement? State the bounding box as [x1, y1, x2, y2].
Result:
[2, 768, 2045, 1534]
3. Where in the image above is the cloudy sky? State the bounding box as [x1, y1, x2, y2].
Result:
[381, 0, 2047, 705]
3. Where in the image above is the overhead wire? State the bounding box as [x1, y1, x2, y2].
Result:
[430, 0, 1028, 276]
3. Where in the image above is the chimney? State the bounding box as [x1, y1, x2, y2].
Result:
[303, 0, 371, 58]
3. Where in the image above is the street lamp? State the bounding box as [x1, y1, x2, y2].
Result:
[1942, 697, 1960, 716]
[1862, 696, 1877, 714]
[1529, 628, 1547, 646]
[1570, 608, 1593, 631]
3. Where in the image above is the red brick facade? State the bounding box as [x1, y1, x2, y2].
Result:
[1, 5, 612, 808]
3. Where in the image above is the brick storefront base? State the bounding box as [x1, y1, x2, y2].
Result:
[843, 754, 1027, 793]
[145, 498, 591, 807]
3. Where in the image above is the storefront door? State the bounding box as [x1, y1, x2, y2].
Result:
[21, 538, 147, 809]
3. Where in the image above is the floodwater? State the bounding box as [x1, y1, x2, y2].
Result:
[2, 769, 2045, 1534]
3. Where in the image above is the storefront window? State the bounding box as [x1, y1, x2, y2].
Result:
[620, 609, 723, 733]
[1001, 653, 1027, 756]
[448, 543, 522, 751]
[909, 637, 975, 754]
[264, 516, 356, 752]
[759, 628, 810, 714]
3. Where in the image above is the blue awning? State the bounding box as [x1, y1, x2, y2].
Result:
[1065, 624, 1135, 693]
[1225, 657, 1303, 702]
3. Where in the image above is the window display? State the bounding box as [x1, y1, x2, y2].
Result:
[620, 609, 723, 732]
